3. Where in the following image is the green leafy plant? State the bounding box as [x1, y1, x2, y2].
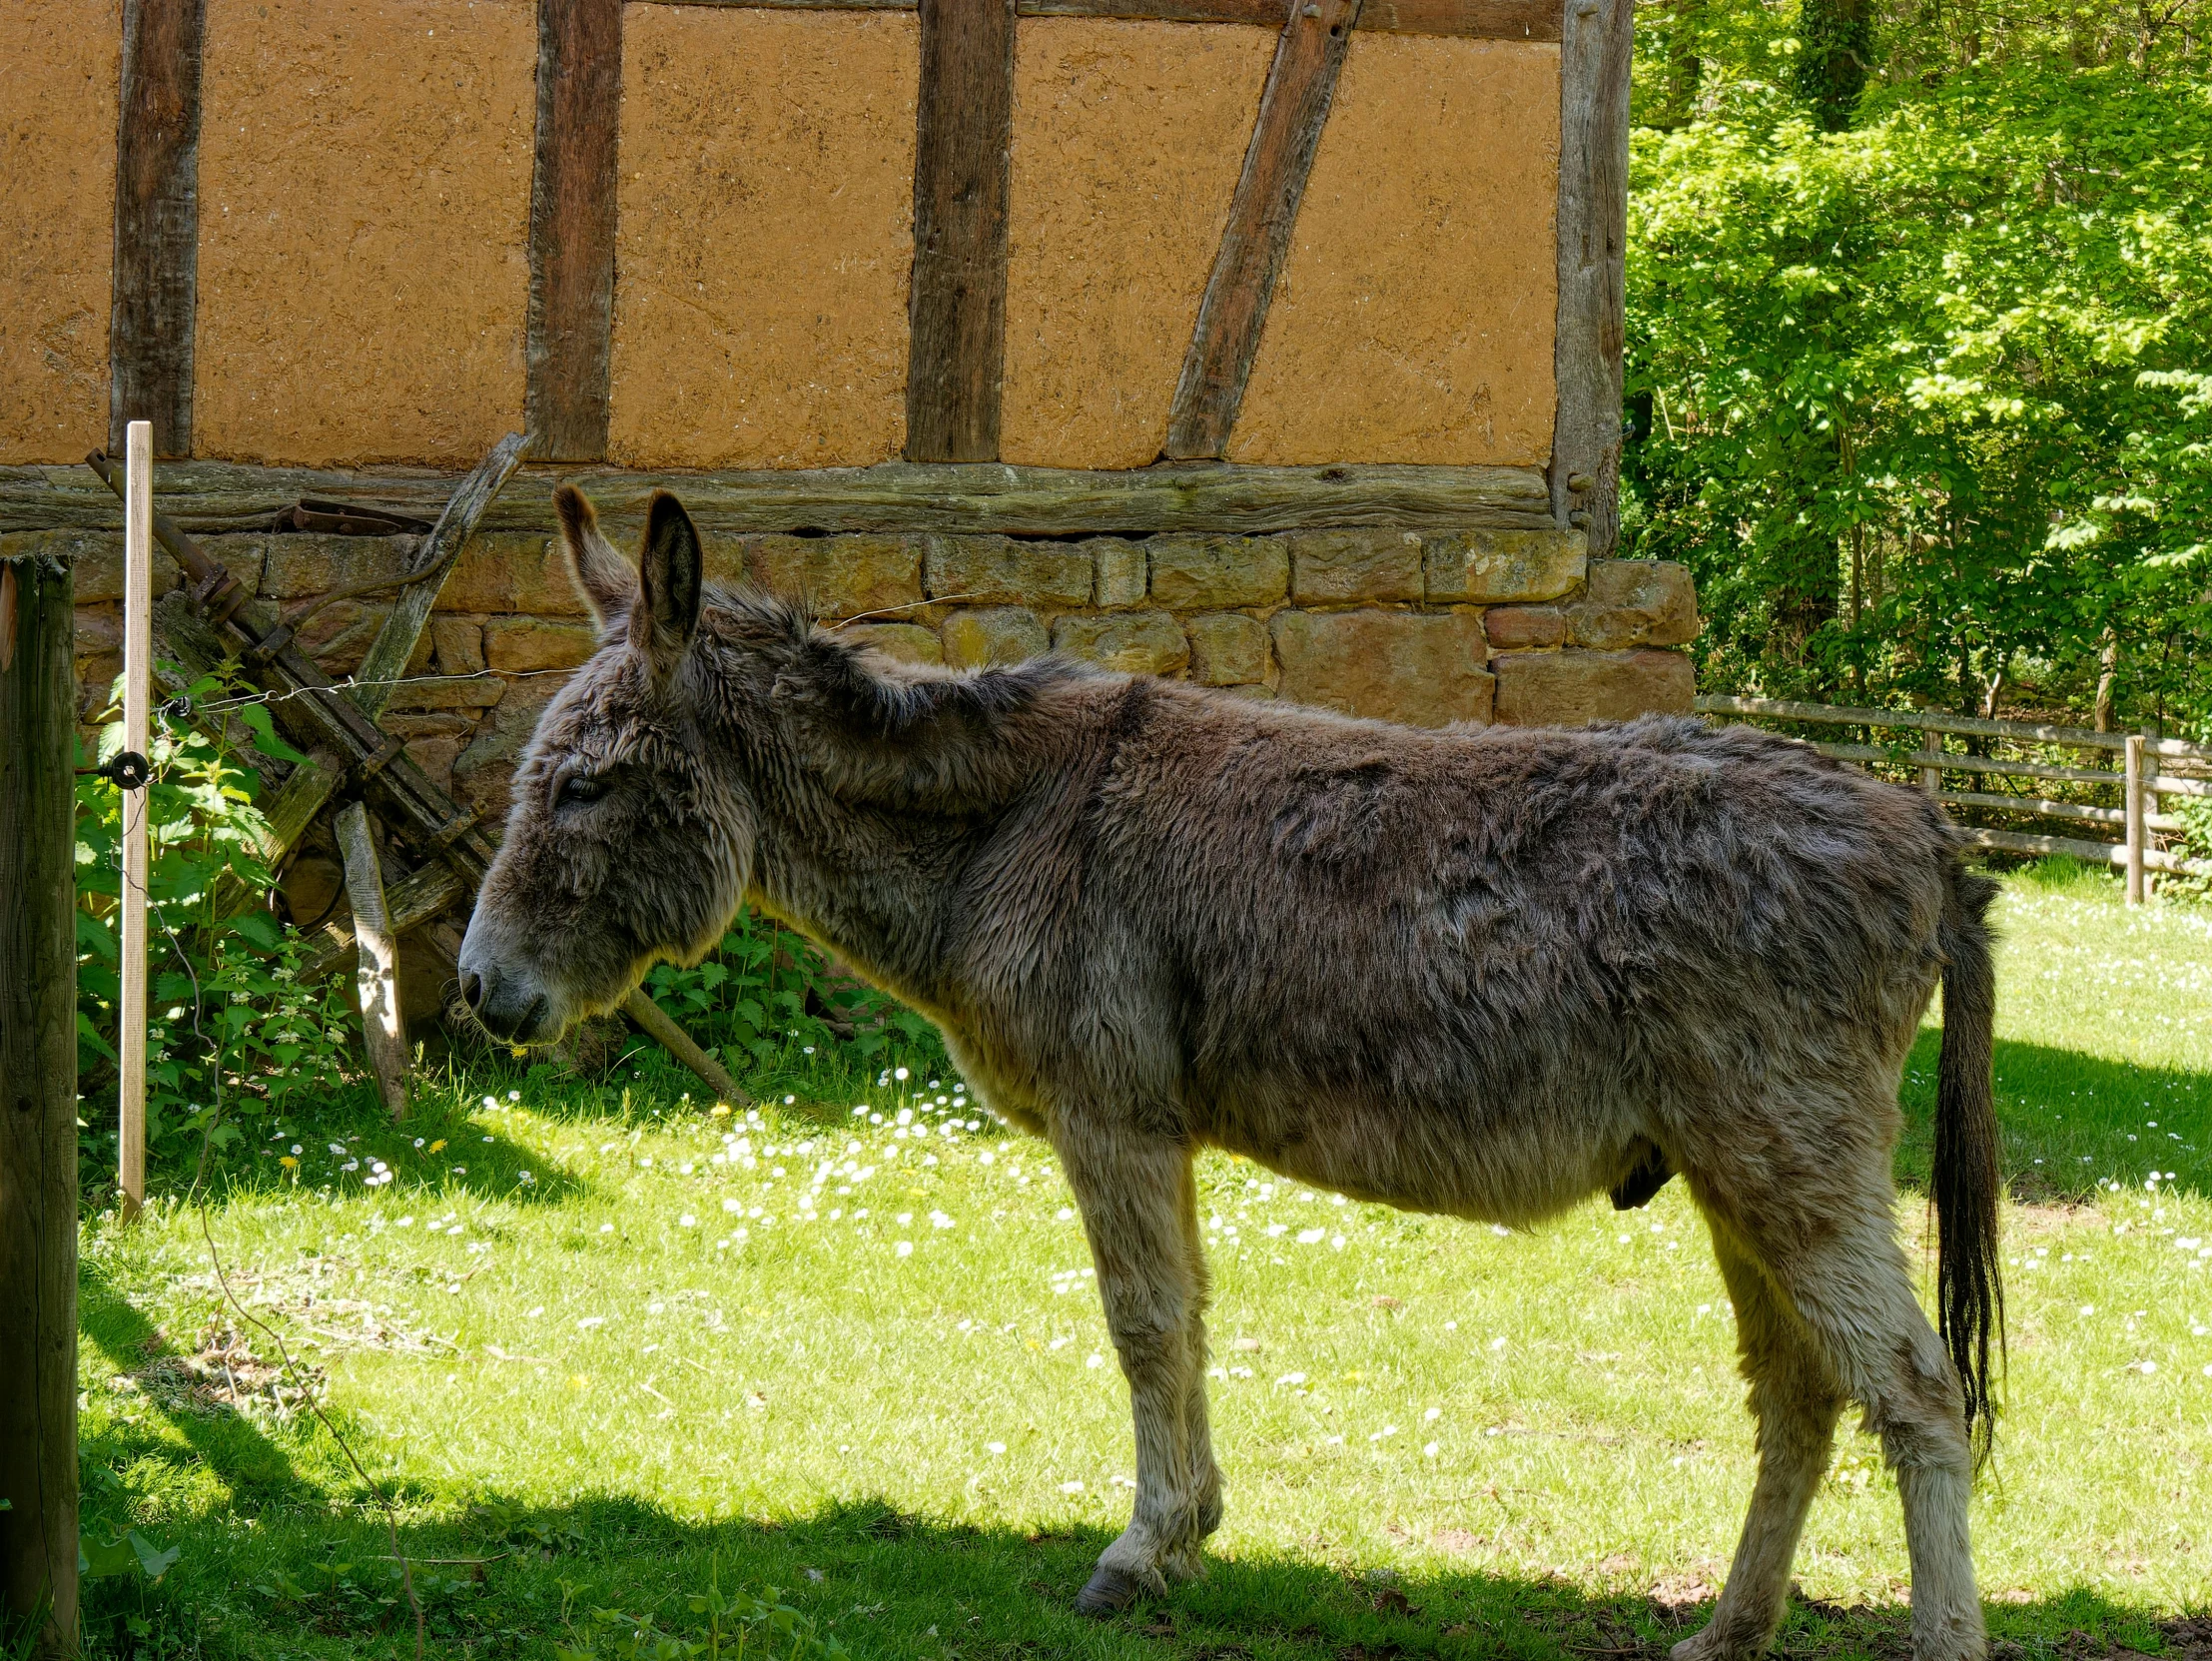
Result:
[644, 910, 949, 1079]
[556, 1566, 849, 1660]
[75, 673, 360, 1174]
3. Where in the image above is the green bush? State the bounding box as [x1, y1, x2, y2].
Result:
[74, 676, 360, 1180]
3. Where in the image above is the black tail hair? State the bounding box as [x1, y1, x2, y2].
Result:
[1934, 863, 2004, 1463]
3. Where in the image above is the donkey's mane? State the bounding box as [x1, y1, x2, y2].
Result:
[699, 582, 1097, 810]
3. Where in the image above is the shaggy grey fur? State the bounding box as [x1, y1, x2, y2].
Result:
[459, 489, 2003, 1661]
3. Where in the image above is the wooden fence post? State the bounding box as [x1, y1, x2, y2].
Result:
[1918, 735, 1943, 797]
[119, 419, 154, 1222]
[335, 803, 410, 1117]
[2124, 734, 2146, 905]
[0, 550, 82, 1659]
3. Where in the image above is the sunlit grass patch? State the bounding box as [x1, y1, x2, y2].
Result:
[77, 870, 2212, 1658]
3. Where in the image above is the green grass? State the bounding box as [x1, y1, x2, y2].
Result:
[78, 867, 2212, 1659]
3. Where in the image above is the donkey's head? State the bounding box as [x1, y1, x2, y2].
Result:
[456, 486, 754, 1043]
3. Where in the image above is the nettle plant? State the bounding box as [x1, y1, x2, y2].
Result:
[76, 673, 358, 1171]
[643, 909, 950, 1078]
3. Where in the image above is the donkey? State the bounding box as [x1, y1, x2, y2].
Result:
[458, 487, 2004, 1661]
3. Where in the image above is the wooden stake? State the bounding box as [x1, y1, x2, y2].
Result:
[335, 803, 410, 1117]
[2125, 733, 2146, 906]
[0, 551, 82, 1659]
[119, 419, 153, 1224]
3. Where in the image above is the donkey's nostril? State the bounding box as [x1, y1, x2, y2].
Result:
[460, 969, 484, 1010]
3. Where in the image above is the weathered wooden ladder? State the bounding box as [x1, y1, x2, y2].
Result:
[86, 438, 743, 1116]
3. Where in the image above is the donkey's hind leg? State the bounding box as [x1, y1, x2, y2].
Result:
[1055, 1117, 1210, 1612]
[1672, 1227, 1846, 1661]
[1692, 1135, 1985, 1661]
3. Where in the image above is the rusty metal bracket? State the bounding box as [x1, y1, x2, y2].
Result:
[349, 732, 406, 786]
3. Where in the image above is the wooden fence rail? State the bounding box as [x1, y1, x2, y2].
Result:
[1693, 694, 2212, 897]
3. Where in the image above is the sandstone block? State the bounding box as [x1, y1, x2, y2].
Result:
[942, 606, 1050, 668]
[739, 532, 925, 619]
[431, 616, 488, 676]
[454, 682, 562, 820]
[258, 533, 409, 601]
[1092, 538, 1147, 609]
[404, 735, 465, 799]
[1147, 534, 1287, 609]
[383, 675, 508, 711]
[1271, 609, 1492, 727]
[484, 618, 601, 674]
[295, 598, 392, 677]
[926, 535, 1093, 607]
[1185, 611, 1268, 686]
[74, 604, 122, 656]
[1483, 605, 1564, 650]
[1424, 527, 1585, 604]
[9, 531, 125, 602]
[1287, 529, 1423, 604]
[845, 622, 944, 665]
[1491, 648, 1697, 727]
[1052, 609, 1189, 676]
[1567, 560, 1701, 650]
[441, 533, 591, 618]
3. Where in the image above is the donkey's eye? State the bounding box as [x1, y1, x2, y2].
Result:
[557, 773, 609, 808]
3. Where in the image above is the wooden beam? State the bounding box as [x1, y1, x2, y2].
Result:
[663, 0, 1561, 35]
[0, 551, 80, 1660]
[526, 0, 623, 462]
[1163, 0, 1362, 460]
[109, 0, 206, 456]
[300, 862, 467, 984]
[1351, 0, 1558, 36]
[905, 0, 1017, 461]
[621, 990, 748, 1106]
[335, 804, 410, 1118]
[347, 432, 527, 721]
[8, 458, 1557, 535]
[1548, 0, 1632, 554]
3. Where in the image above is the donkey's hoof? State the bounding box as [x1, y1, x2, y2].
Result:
[1076, 1564, 1152, 1615]
[1672, 1628, 1758, 1661]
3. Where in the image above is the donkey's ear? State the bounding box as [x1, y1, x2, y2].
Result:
[554, 483, 636, 631]
[632, 490, 704, 676]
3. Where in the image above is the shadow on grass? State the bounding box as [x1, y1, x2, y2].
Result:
[141, 1091, 594, 1216]
[77, 1258, 318, 1520]
[85, 1488, 2203, 1661]
[1897, 1036, 2210, 1204]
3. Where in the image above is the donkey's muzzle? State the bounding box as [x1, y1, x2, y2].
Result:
[460, 960, 550, 1044]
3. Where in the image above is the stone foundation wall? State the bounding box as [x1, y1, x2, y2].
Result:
[32, 519, 1697, 816]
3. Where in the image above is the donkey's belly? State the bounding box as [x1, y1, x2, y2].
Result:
[1198, 1082, 1652, 1230]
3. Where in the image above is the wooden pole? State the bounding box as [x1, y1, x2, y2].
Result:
[2125, 734, 2146, 906]
[1918, 737, 1943, 797]
[119, 418, 153, 1223]
[0, 549, 82, 1659]
[335, 802, 410, 1117]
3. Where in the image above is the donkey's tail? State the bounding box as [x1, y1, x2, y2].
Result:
[1933, 861, 2004, 1462]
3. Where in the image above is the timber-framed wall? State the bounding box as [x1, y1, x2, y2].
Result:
[5, 0, 1690, 888]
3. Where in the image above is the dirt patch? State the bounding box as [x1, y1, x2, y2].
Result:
[120, 1322, 324, 1419]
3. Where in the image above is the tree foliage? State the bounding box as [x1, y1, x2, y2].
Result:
[1624, 0, 2212, 733]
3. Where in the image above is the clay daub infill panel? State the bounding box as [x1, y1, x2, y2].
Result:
[610, 8, 918, 470]
[0, 0, 121, 463]
[192, 0, 533, 466]
[1001, 18, 1274, 470]
[1231, 35, 1560, 467]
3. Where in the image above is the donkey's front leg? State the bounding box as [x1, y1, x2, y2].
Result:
[1055, 1118, 1207, 1613]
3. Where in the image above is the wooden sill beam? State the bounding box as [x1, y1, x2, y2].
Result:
[3, 459, 1554, 537]
[653, 0, 1561, 38]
